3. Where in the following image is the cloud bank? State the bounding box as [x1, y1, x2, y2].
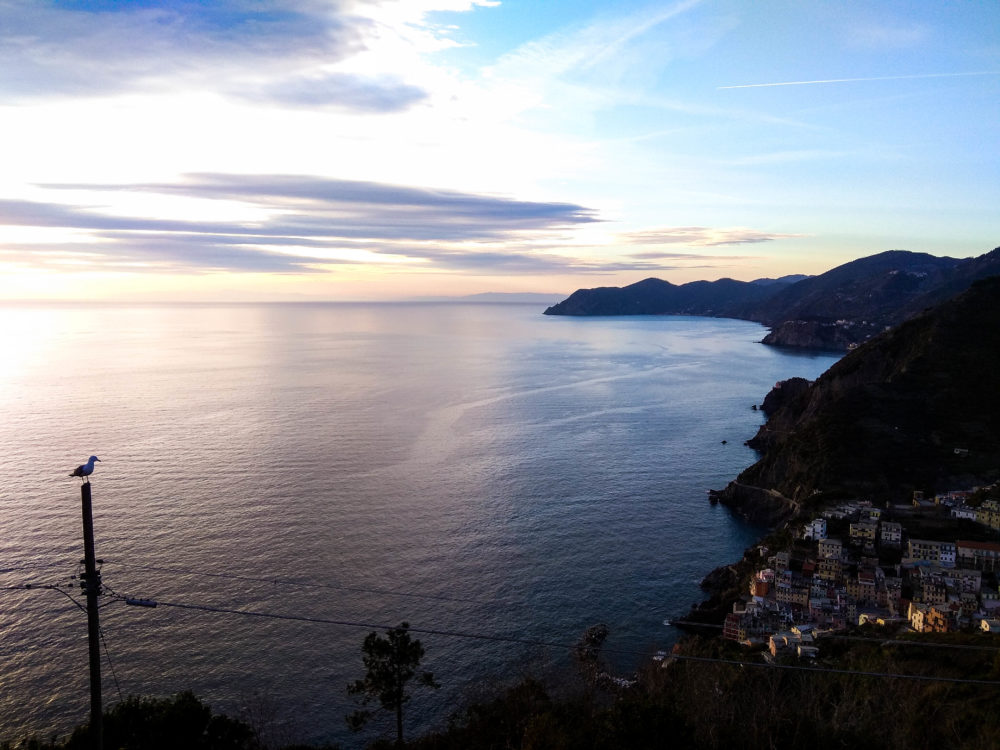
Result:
[0, 0, 445, 113]
[621, 226, 804, 247]
[4, 175, 796, 277]
[3, 174, 607, 274]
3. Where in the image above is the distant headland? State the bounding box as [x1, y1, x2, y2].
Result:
[544, 246, 1000, 351]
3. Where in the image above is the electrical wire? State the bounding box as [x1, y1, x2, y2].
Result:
[819, 633, 1000, 651]
[5, 582, 124, 702]
[106, 559, 492, 606]
[3, 583, 89, 613]
[110, 594, 1000, 687]
[9, 575, 1000, 690]
[663, 652, 1000, 685]
[0, 562, 75, 575]
[670, 621, 1000, 652]
[98, 624, 124, 703]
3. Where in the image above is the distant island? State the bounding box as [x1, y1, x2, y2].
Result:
[545, 246, 1000, 351]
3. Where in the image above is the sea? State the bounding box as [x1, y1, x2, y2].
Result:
[0, 302, 840, 746]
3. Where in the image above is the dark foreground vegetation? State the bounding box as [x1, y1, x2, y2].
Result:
[7, 629, 1000, 750]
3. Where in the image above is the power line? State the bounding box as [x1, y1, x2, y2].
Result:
[664, 653, 1000, 686]
[673, 620, 1000, 652]
[106, 559, 491, 606]
[4, 583, 124, 701]
[13, 574, 1000, 662]
[8, 581, 1000, 695]
[819, 634, 1000, 652]
[98, 623, 124, 703]
[111, 594, 1000, 687]
[10, 565, 1000, 690]
[4, 583, 87, 611]
[14, 577, 1000, 660]
[0, 561, 75, 575]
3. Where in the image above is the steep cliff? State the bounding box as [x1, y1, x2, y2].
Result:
[717, 276, 1000, 518]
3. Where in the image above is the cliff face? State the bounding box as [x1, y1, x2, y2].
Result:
[718, 276, 1000, 514]
[760, 319, 881, 350]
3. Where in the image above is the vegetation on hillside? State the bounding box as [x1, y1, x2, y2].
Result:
[8, 632, 1000, 750]
[545, 246, 1000, 351]
[727, 275, 1000, 508]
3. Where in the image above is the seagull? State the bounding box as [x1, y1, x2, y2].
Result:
[69, 456, 101, 482]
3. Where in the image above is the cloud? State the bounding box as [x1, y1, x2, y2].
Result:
[847, 22, 928, 50]
[490, 0, 707, 83]
[2, 183, 737, 277]
[247, 72, 428, 112]
[620, 227, 804, 247]
[718, 71, 1000, 90]
[1, 237, 329, 274]
[0, 0, 450, 113]
[625, 250, 755, 261]
[0, 2, 350, 94]
[4, 175, 603, 274]
[5, 184, 804, 277]
[40, 174, 601, 241]
[374, 247, 718, 274]
[724, 149, 853, 166]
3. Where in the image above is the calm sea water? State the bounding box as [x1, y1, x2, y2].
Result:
[0, 302, 839, 746]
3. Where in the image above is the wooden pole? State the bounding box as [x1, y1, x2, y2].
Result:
[80, 481, 103, 750]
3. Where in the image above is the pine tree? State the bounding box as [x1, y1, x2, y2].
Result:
[346, 622, 439, 746]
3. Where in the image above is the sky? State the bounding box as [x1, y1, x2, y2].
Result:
[1, 0, 998, 301]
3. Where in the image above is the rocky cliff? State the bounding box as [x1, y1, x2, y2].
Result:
[716, 275, 1000, 516]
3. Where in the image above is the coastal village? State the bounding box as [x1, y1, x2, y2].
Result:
[720, 487, 1000, 659]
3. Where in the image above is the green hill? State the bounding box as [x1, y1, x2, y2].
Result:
[545, 246, 1000, 351]
[717, 276, 1000, 520]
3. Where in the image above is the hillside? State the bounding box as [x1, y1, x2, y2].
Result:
[741, 250, 960, 324]
[545, 247, 1000, 351]
[715, 276, 1000, 522]
[541, 276, 799, 317]
[752, 248, 1000, 348]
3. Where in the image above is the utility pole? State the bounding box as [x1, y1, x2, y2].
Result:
[80, 481, 103, 750]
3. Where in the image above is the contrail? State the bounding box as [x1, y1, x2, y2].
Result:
[718, 70, 1000, 90]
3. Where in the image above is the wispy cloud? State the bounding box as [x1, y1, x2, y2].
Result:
[0, 0, 451, 113]
[3, 175, 606, 274]
[0, 2, 352, 95]
[39, 174, 601, 240]
[246, 72, 428, 112]
[626, 250, 756, 262]
[484, 0, 719, 103]
[847, 21, 928, 50]
[724, 149, 853, 166]
[3, 175, 761, 277]
[718, 71, 1000, 90]
[574, 0, 707, 74]
[620, 227, 804, 247]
